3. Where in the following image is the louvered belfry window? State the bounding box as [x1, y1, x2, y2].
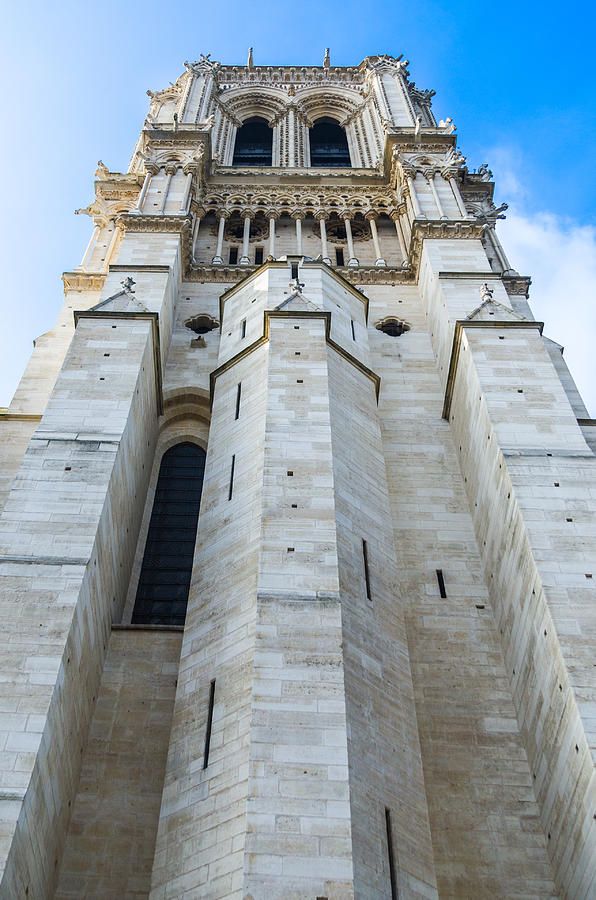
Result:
[232, 116, 273, 166]
[309, 117, 351, 167]
[132, 442, 206, 626]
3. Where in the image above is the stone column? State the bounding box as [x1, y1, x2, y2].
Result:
[239, 211, 253, 265]
[266, 210, 279, 259]
[316, 212, 331, 265]
[343, 214, 359, 267]
[132, 170, 152, 214]
[445, 171, 470, 218]
[180, 171, 193, 213]
[103, 223, 121, 271]
[405, 172, 424, 219]
[159, 166, 175, 214]
[390, 209, 409, 264]
[366, 212, 386, 267]
[191, 207, 206, 263]
[427, 171, 446, 219]
[483, 223, 513, 274]
[212, 210, 229, 264]
[77, 223, 101, 270]
[291, 211, 305, 256]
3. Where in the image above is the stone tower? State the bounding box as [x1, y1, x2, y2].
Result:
[0, 51, 594, 900]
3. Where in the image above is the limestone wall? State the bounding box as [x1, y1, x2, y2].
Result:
[367, 280, 559, 898]
[55, 630, 181, 898]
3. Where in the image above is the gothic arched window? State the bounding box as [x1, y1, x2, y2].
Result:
[232, 116, 272, 166]
[132, 442, 206, 626]
[309, 117, 351, 168]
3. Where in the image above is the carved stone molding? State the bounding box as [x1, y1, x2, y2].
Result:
[185, 263, 414, 286]
[409, 220, 485, 273]
[117, 214, 192, 235]
[502, 275, 532, 298]
[62, 272, 107, 294]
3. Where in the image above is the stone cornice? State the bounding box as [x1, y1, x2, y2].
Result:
[186, 262, 414, 286]
[117, 213, 193, 271]
[409, 220, 485, 274]
[117, 213, 191, 233]
[62, 272, 107, 294]
[502, 274, 532, 297]
[442, 318, 545, 421]
[0, 413, 42, 422]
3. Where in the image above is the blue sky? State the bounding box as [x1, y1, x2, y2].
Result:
[1, 0, 595, 412]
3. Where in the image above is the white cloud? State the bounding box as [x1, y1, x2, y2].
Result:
[498, 209, 596, 416]
[485, 144, 595, 416]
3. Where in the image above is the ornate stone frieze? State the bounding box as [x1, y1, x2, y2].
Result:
[197, 184, 396, 218]
[409, 220, 485, 272]
[502, 274, 532, 297]
[186, 263, 413, 286]
[62, 272, 107, 294]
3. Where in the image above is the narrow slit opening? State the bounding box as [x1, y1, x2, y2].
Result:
[228, 455, 235, 501]
[362, 539, 371, 602]
[203, 679, 216, 769]
[385, 807, 398, 899]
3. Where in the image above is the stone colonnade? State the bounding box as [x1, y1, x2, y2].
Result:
[200, 207, 396, 268]
[189, 166, 473, 267]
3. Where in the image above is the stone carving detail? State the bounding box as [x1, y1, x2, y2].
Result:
[375, 316, 411, 336]
[185, 313, 219, 335]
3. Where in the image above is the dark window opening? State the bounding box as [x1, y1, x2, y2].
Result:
[255, 247, 264, 265]
[229, 246, 238, 264]
[310, 117, 351, 168]
[228, 455, 235, 500]
[362, 539, 371, 601]
[351, 319, 356, 341]
[335, 248, 345, 267]
[436, 569, 447, 598]
[203, 679, 216, 769]
[235, 383, 242, 420]
[232, 117, 272, 166]
[385, 808, 399, 900]
[132, 442, 205, 626]
[291, 261, 299, 280]
[241, 318, 247, 339]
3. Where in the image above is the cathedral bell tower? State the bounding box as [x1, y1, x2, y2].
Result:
[0, 50, 594, 900]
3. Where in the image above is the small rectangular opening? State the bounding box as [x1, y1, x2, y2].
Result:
[235, 383, 242, 420]
[228, 455, 235, 501]
[203, 679, 216, 769]
[362, 539, 371, 601]
[291, 262, 299, 280]
[336, 248, 345, 267]
[241, 318, 246, 339]
[255, 247, 264, 265]
[351, 319, 356, 341]
[228, 246, 238, 264]
[436, 569, 447, 598]
[385, 808, 398, 900]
